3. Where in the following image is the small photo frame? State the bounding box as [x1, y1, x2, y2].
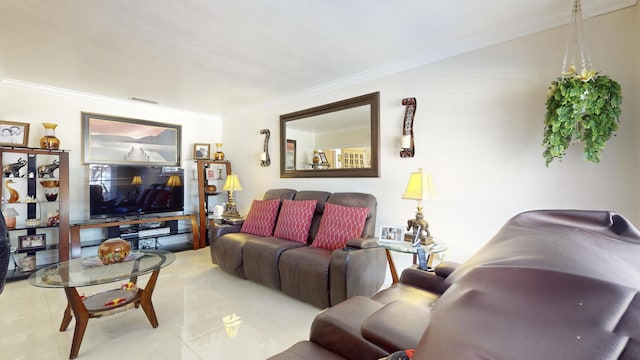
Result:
[193, 143, 210, 160]
[379, 225, 404, 242]
[205, 168, 216, 180]
[318, 151, 329, 166]
[0, 120, 30, 147]
[18, 234, 46, 251]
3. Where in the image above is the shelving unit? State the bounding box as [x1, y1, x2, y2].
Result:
[196, 160, 231, 247]
[1, 146, 69, 281]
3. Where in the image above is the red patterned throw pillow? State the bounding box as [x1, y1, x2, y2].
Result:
[311, 202, 369, 250]
[273, 199, 317, 243]
[240, 199, 281, 237]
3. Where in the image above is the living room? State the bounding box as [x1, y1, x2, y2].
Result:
[1, 1, 639, 359]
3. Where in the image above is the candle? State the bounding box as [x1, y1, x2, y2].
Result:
[260, 152, 267, 161]
[401, 135, 412, 149]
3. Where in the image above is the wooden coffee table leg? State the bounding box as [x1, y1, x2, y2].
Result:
[59, 303, 72, 331]
[63, 287, 90, 359]
[138, 269, 160, 328]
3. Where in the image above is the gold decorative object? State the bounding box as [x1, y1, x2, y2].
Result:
[98, 238, 131, 265]
[213, 143, 225, 161]
[204, 185, 217, 194]
[40, 122, 60, 150]
[40, 180, 60, 202]
[4, 179, 19, 203]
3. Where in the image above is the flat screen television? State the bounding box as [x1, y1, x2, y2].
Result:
[89, 165, 184, 219]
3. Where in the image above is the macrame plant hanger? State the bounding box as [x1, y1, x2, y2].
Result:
[561, 0, 592, 78]
[561, 0, 593, 143]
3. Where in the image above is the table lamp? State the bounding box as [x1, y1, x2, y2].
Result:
[402, 168, 435, 244]
[3, 207, 19, 229]
[131, 175, 142, 196]
[165, 175, 182, 187]
[222, 174, 243, 217]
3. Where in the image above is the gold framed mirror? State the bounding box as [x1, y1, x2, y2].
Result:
[280, 92, 380, 178]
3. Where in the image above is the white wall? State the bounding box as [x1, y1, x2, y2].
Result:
[222, 7, 639, 268]
[0, 7, 636, 279]
[0, 83, 222, 222]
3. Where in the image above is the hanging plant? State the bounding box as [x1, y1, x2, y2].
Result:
[543, 67, 622, 166]
[541, 0, 623, 167]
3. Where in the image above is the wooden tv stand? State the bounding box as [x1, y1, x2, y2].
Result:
[69, 214, 199, 259]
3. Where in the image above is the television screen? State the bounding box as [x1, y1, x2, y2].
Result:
[89, 165, 184, 219]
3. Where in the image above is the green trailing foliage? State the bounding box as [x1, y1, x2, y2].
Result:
[543, 71, 622, 166]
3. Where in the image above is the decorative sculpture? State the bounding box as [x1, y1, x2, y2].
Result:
[37, 160, 59, 178]
[3, 158, 27, 177]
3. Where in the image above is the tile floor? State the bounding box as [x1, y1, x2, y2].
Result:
[0, 248, 321, 359]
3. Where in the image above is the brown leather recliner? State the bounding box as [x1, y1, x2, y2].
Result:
[270, 210, 640, 360]
[210, 189, 386, 308]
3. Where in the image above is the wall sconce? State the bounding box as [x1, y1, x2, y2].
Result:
[260, 129, 271, 167]
[400, 97, 416, 158]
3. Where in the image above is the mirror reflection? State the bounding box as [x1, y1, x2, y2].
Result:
[280, 92, 379, 178]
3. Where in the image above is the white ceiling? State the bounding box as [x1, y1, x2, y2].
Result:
[0, 0, 636, 118]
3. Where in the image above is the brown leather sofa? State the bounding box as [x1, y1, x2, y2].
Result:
[209, 188, 387, 308]
[269, 209, 640, 359]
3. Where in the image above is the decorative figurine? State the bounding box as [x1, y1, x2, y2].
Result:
[3, 158, 27, 177]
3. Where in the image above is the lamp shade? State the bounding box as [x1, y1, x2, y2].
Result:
[223, 174, 243, 192]
[2, 207, 19, 217]
[165, 175, 182, 187]
[402, 168, 436, 200]
[131, 175, 142, 185]
[402, 168, 423, 200]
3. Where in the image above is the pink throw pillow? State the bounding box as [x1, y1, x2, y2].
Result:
[311, 202, 369, 250]
[273, 199, 317, 243]
[240, 199, 281, 237]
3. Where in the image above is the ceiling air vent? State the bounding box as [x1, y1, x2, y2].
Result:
[129, 97, 158, 104]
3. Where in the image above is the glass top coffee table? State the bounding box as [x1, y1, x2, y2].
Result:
[377, 240, 447, 283]
[28, 250, 175, 359]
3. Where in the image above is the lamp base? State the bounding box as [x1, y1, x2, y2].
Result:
[222, 203, 241, 218]
[223, 190, 242, 218]
[404, 233, 434, 246]
[406, 206, 430, 245]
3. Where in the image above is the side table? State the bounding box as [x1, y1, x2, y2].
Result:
[377, 240, 447, 283]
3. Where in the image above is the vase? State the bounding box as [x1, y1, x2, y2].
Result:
[40, 180, 60, 202]
[213, 143, 225, 161]
[98, 238, 131, 265]
[39, 123, 60, 150]
[204, 184, 217, 194]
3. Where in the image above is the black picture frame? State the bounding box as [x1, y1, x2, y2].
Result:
[18, 234, 46, 251]
[81, 112, 182, 166]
